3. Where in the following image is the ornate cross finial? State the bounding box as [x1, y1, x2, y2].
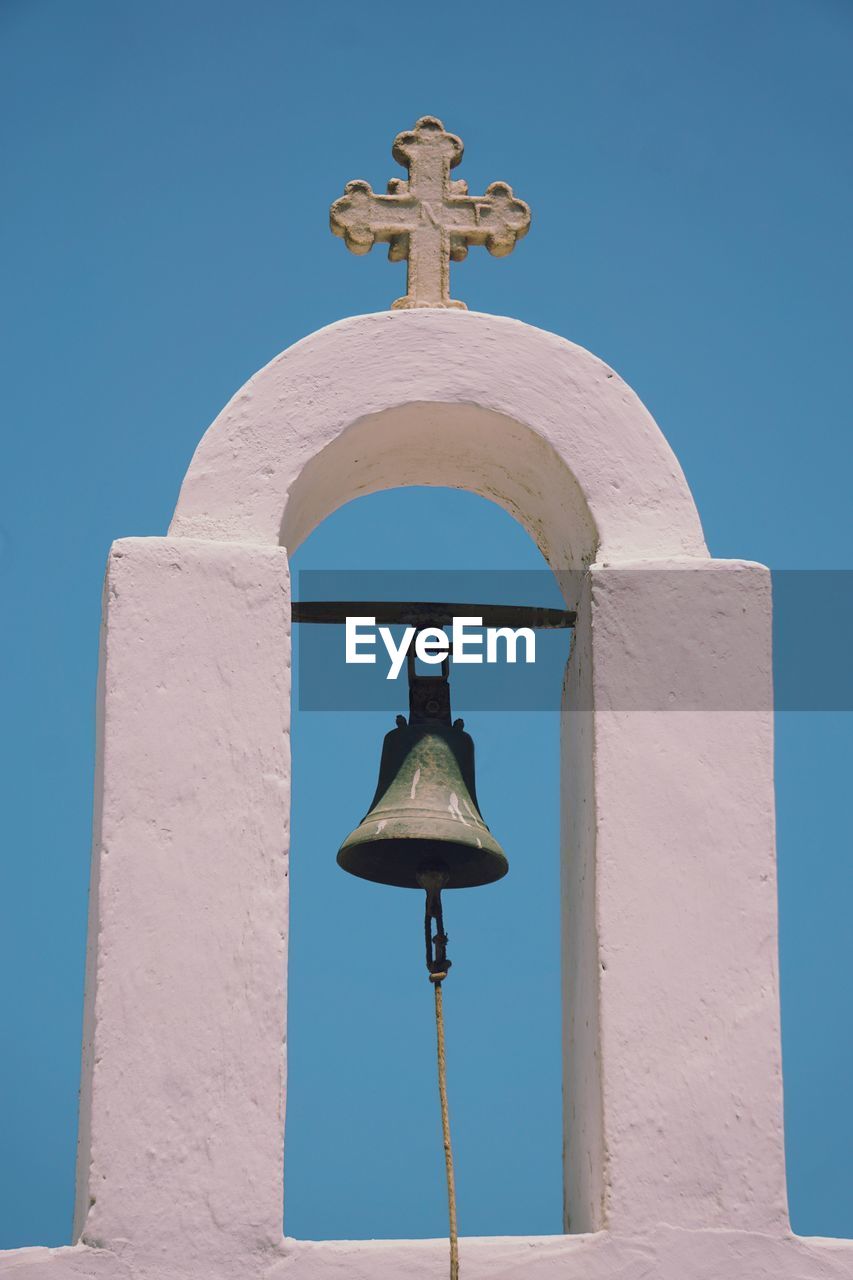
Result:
[330, 116, 531, 310]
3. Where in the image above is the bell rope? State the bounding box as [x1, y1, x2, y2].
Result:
[421, 874, 459, 1280]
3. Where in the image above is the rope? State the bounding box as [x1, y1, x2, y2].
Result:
[419, 876, 459, 1280]
[431, 974, 459, 1280]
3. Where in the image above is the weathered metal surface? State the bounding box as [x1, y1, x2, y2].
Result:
[337, 716, 508, 890]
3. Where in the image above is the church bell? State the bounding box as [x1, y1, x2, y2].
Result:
[338, 644, 507, 890]
[337, 715, 508, 891]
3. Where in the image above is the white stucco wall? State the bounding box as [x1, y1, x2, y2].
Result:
[168, 310, 706, 573]
[2, 310, 849, 1279]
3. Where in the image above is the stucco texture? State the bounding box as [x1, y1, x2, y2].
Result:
[3, 312, 849, 1279]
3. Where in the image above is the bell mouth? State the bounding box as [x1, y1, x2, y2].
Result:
[337, 835, 508, 890]
[415, 860, 450, 891]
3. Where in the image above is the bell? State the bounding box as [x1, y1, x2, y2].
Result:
[338, 716, 508, 890]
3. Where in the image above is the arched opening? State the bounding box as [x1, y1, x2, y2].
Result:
[169, 311, 707, 573]
[163, 309, 719, 1244]
[278, 402, 598, 580]
[284, 486, 570, 1239]
[75, 311, 806, 1270]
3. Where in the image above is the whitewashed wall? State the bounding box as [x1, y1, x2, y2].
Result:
[3, 311, 849, 1279]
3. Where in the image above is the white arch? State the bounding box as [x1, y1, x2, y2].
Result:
[26, 310, 841, 1280]
[169, 310, 708, 573]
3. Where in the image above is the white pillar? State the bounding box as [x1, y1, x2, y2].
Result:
[564, 559, 788, 1235]
[74, 537, 291, 1271]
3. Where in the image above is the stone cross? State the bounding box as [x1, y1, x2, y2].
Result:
[330, 116, 531, 310]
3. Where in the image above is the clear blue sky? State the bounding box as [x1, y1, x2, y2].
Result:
[1, 0, 851, 1250]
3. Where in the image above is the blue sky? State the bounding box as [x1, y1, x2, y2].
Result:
[1, 0, 851, 1250]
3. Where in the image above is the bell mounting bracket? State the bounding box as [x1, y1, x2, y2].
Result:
[291, 600, 576, 629]
[292, 599, 575, 729]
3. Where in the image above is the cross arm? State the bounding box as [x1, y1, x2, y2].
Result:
[330, 180, 418, 254]
[442, 182, 531, 258]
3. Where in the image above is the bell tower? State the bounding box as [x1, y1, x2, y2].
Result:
[3, 118, 851, 1280]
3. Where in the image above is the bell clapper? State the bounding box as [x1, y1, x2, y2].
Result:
[419, 866, 451, 981]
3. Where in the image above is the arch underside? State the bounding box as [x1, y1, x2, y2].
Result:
[169, 309, 708, 574]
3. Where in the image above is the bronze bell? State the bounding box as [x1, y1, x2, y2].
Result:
[338, 717, 507, 889]
[337, 648, 508, 890]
